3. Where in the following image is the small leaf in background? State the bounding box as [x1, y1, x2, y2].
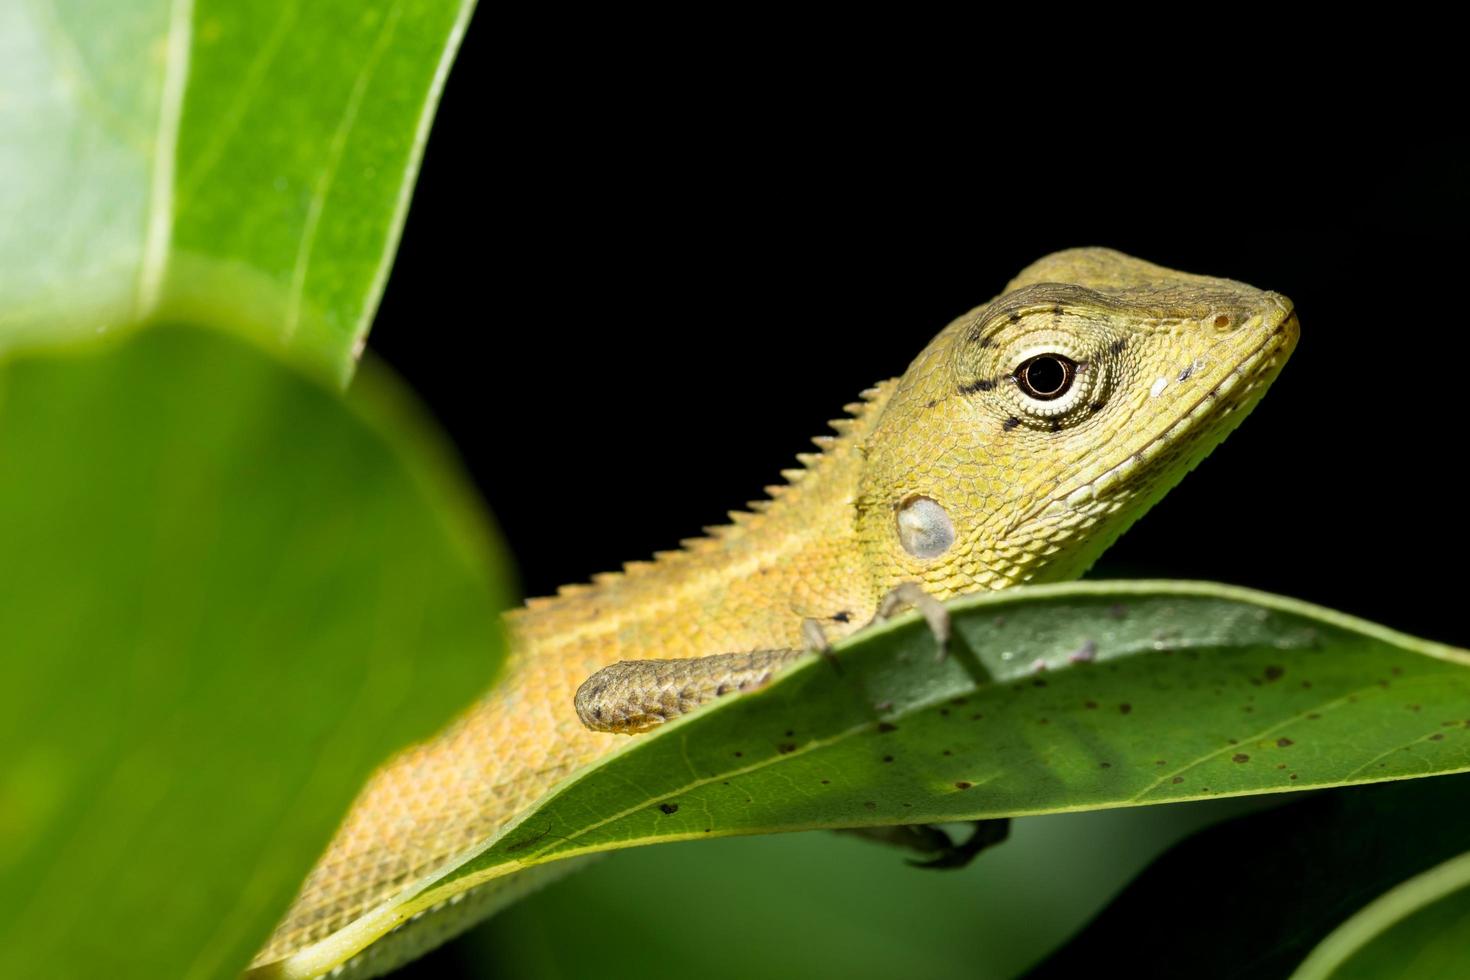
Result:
[1026, 774, 1470, 979]
[1293, 846, 1470, 980]
[0, 0, 474, 381]
[314, 583, 1470, 971]
[0, 325, 510, 980]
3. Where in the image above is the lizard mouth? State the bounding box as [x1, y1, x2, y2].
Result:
[1020, 305, 1298, 529]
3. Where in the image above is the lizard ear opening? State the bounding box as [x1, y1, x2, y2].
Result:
[896, 496, 954, 558]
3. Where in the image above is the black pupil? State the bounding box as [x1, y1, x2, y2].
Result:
[1019, 355, 1073, 399]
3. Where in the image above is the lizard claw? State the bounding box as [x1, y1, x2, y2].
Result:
[802, 617, 842, 675]
[875, 582, 950, 660]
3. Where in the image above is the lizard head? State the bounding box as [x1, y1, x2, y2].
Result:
[855, 247, 1298, 598]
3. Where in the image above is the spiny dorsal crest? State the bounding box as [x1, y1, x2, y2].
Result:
[518, 383, 886, 609]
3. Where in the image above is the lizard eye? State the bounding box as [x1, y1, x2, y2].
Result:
[1015, 354, 1076, 400]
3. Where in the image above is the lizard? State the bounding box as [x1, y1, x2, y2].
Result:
[248, 248, 1299, 978]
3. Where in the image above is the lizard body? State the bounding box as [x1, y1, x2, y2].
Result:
[251, 249, 1298, 976]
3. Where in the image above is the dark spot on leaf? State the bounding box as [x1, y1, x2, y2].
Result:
[864, 801, 877, 811]
[1409, 704, 1422, 712]
[785, 730, 795, 738]
[1265, 666, 1284, 682]
[1039, 719, 1049, 726]
[1155, 760, 1167, 766]
[951, 697, 968, 706]
[1301, 680, 1312, 689]
[955, 781, 973, 790]
[1431, 733, 1445, 741]
[943, 749, 953, 755]
[1277, 737, 1294, 748]
[1119, 703, 1132, 715]
[1243, 706, 1255, 713]
[883, 755, 894, 763]
[1233, 753, 1250, 763]
[1100, 762, 1111, 768]
[1084, 700, 1098, 709]
[1290, 774, 1299, 780]
[778, 743, 796, 754]
[659, 803, 679, 815]
[1228, 738, 1238, 745]
[1171, 777, 1184, 784]
[704, 828, 712, 833]
[733, 751, 743, 757]
[1033, 679, 1047, 688]
[821, 779, 830, 784]
[1307, 713, 1321, 720]
[1391, 666, 1403, 676]
[1277, 764, 1286, 769]
[877, 722, 898, 734]
[505, 825, 555, 852]
[940, 708, 950, 716]
[970, 712, 985, 721]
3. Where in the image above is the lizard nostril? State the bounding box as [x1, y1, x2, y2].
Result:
[1213, 314, 1233, 330]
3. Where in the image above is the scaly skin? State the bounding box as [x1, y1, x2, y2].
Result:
[250, 249, 1298, 976]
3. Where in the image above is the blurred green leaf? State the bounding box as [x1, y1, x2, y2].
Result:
[457, 797, 1276, 980]
[0, 0, 473, 382]
[0, 324, 510, 979]
[296, 582, 1470, 973]
[1026, 775, 1470, 979]
[1294, 846, 1470, 980]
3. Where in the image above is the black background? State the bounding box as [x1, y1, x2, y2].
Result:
[374, 29, 1465, 648]
[365, 20, 1466, 978]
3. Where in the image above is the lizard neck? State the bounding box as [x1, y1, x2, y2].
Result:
[510, 379, 899, 658]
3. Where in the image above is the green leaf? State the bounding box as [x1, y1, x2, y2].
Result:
[0, 0, 473, 382]
[0, 324, 510, 979]
[1294, 848, 1470, 979]
[1025, 774, 1470, 979]
[289, 582, 1470, 974]
[469, 796, 1277, 980]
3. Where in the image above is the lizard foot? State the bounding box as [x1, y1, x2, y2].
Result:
[835, 818, 1010, 869]
[574, 648, 805, 734]
[875, 581, 951, 660]
[905, 818, 1010, 869]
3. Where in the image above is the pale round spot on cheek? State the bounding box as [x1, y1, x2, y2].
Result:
[896, 496, 955, 558]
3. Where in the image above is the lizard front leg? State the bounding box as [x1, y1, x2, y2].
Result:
[573, 583, 948, 735]
[574, 648, 809, 734]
